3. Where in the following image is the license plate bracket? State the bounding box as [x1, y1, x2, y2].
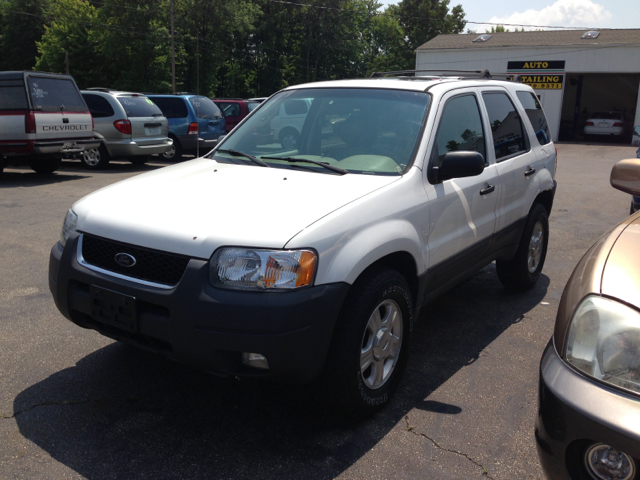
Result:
[89, 285, 138, 333]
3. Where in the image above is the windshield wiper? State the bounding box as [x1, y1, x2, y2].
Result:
[217, 149, 270, 167]
[261, 156, 348, 175]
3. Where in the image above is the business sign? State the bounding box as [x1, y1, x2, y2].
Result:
[507, 60, 565, 90]
[519, 74, 564, 89]
[507, 61, 565, 72]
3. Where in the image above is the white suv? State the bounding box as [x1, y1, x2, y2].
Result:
[49, 73, 557, 415]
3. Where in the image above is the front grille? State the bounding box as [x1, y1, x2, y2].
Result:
[81, 234, 191, 286]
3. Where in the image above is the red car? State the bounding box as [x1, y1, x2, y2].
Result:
[212, 98, 261, 133]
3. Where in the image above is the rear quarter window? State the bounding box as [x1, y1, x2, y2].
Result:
[0, 83, 29, 110]
[150, 97, 188, 118]
[516, 91, 552, 145]
[28, 76, 87, 112]
[117, 95, 163, 118]
[82, 93, 115, 118]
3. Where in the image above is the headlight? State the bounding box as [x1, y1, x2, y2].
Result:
[210, 247, 317, 290]
[565, 295, 640, 394]
[60, 209, 78, 246]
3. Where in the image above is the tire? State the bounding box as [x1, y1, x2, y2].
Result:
[81, 145, 110, 170]
[30, 155, 61, 174]
[279, 128, 299, 150]
[496, 203, 549, 291]
[162, 138, 183, 162]
[129, 155, 150, 165]
[321, 268, 413, 417]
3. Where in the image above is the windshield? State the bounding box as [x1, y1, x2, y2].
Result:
[211, 88, 431, 175]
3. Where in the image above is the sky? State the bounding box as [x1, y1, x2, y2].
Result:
[378, 0, 639, 31]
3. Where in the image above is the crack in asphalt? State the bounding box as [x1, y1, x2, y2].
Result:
[1, 396, 146, 419]
[404, 415, 495, 479]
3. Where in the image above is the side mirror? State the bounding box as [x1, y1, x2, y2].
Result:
[436, 151, 485, 182]
[611, 158, 640, 196]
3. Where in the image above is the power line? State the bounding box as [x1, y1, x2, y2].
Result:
[263, 0, 616, 30]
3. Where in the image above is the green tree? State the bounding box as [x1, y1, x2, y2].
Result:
[35, 0, 98, 87]
[0, 0, 51, 70]
[396, 0, 466, 67]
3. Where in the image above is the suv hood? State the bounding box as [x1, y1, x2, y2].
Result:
[73, 158, 400, 258]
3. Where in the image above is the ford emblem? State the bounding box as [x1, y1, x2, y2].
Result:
[114, 253, 136, 267]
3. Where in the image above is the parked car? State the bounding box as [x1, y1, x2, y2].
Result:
[584, 111, 626, 138]
[148, 94, 225, 162]
[631, 145, 640, 214]
[269, 98, 313, 149]
[632, 125, 639, 146]
[0, 71, 100, 176]
[212, 98, 261, 133]
[49, 73, 557, 416]
[536, 157, 640, 480]
[80, 89, 172, 169]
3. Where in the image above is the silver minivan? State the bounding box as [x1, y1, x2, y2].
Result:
[80, 89, 172, 169]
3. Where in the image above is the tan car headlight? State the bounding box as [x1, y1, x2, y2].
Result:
[565, 295, 640, 394]
[209, 247, 317, 291]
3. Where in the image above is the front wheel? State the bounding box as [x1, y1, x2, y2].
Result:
[321, 268, 413, 417]
[496, 203, 549, 290]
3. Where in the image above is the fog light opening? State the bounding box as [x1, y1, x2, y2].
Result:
[584, 443, 635, 480]
[242, 352, 270, 370]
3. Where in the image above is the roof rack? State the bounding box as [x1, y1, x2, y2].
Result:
[211, 98, 245, 101]
[369, 69, 522, 82]
[85, 87, 115, 92]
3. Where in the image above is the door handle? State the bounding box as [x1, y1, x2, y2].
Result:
[480, 185, 495, 195]
[524, 167, 536, 177]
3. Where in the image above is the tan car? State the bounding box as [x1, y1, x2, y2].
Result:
[536, 158, 640, 480]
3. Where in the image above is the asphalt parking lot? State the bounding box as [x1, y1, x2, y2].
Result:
[1, 143, 638, 480]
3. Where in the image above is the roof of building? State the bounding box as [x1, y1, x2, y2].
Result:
[417, 29, 640, 51]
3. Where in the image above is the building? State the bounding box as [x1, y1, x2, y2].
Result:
[415, 29, 640, 143]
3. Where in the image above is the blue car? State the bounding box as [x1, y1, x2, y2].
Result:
[147, 94, 225, 161]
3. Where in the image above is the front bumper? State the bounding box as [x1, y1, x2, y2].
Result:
[49, 234, 349, 384]
[535, 339, 640, 479]
[104, 137, 173, 158]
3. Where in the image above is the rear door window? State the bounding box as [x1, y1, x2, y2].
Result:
[150, 97, 188, 118]
[27, 76, 87, 112]
[82, 93, 115, 118]
[0, 82, 28, 110]
[482, 92, 529, 161]
[188, 97, 221, 119]
[516, 91, 552, 145]
[117, 95, 163, 117]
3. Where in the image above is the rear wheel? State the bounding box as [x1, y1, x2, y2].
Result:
[81, 145, 110, 170]
[279, 128, 299, 150]
[497, 203, 549, 290]
[162, 138, 183, 162]
[321, 268, 413, 417]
